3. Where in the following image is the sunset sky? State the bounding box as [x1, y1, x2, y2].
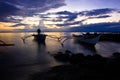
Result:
[0, 0, 120, 31]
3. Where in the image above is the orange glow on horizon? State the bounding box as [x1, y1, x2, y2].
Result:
[0, 22, 24, 30]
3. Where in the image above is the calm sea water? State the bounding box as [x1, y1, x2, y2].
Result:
[0, 32, 120, 80]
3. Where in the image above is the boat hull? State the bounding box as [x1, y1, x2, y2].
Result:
[33, 34, 46, 43]
[72, 34, 101, 45]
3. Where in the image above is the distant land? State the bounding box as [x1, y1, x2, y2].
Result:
[68, 22, 120, 32]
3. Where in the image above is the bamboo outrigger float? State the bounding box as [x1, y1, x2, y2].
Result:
[0, 40, 14, 46]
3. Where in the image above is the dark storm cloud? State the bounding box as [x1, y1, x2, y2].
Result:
[50, 8, 115, 24]
[79, 8, 115, 16]
[56, 13, 78, 22]
[88, 15, 111, 20]
[92, 15, 111, 19]
[118, 11, 120, 13]
[0, 1, 19, 16]
[56, 19, 86, 27]
[39, 8, 117, 24]
[54, 15, 111, 27]
[55, 11, 78, 22]
[0, 0, 66, 22]
[55, 8, 115, 17]
[0, 1, 20, 22]
[55, 15, 111, 27]
[52, 19, 63, 22]
[56, 11, 73, 15]
[66, 13, 78, 22]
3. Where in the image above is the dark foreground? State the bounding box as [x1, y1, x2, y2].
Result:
[30, 51, 120, 80]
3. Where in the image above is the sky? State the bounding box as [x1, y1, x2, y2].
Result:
[0, 0, 120, 32]
[47, 0, 120, 12]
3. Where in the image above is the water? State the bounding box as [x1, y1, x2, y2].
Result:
[0, 32, 120, 80]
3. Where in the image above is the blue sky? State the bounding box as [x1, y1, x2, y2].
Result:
[0, 0, 120, 31]
[47, 0, 120, 12]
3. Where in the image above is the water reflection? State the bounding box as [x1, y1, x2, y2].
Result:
[0, 32, 62, 80]
[96, 41, 120, 57]
[72, 39, 96, 50]
[0, 32, 120, 80]
[33, 40, 48, 64]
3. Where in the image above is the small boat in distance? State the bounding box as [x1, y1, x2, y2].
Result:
[72, 33, 102, 45]
[32, 29, 46, 43]
[22, 20, 47, 43]
[32, 34, 46, 42]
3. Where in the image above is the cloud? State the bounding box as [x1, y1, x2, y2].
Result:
[11, 23, 29, 27]
[79, 8, 115, 16]
[48, 8, 115, 25]
[56, 11, 73, 15]
[44, 8, 118, 28]
[56, 19, 86, 27]
[54, 15, 111, 27]
[0, 1, 20, 22]
[56, 8, 115, 16]
[0, 1, 19, 16]
[51, 8, 114, 23]
[66, 13, 78, 22]
[55, 11, 78, 22]
[0, 0, 66, 22]
[91, 15, 111, 19]
[57, 13, 78, 22]
[55, 15, 111, 27]
[52, 19, 63, 22]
